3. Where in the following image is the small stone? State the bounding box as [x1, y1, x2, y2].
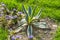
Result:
[44, 31, 48, 34]
[13, 8, 16, 12]
[53, 25, 57, 28]
[28, 35, 33, 38]
[1, 3, 6, 7]
[12, 15, 18, 19]
[18, 12, 23, 14]
[0, 14, 3, 17]
[11, 36, 16, 40]
[16, 35, 22, 38]
[1, 7, 5, 10]
[5, 15, 11, 20]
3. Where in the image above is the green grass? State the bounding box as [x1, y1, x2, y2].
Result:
[0, 26, 8, 40]
[53, 26, 60, 40]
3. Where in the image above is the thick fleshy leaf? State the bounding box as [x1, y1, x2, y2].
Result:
[28, 6, 32, 16]
[27, 25, 33, 38]
[31, 6, 37, 18]
[18, 18, 26, 27]
[22, 5, 27, 14]
[26, 13, 28, 22]
[14, 26, 24, 33]
[22, 5, 28, 22]
[37, 8, 42, 18]
[32, 8, 42, 20]
[33, 22, 48, 29]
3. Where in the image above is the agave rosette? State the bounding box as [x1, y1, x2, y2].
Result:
[12, 5, 43, 39]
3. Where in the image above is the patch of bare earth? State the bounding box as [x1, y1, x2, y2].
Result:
[8, 18, 57, 40]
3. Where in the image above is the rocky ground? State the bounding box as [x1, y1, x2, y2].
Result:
[8, 18, 57, 40]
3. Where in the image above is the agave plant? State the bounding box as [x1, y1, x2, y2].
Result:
[22, 5, 43, 38]
[11, 5, 43, 39]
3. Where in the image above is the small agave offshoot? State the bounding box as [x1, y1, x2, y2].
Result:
[22, 5, 42, 39]
[12, 5, 43, 39]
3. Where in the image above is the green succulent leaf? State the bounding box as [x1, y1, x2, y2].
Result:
[27, 25, 33, 37]
[26, 14, 28, 22]
[22, 5, 27, 14]
[31, 6, 37, 18]
[33, 22, 47, 29]
[28, 6, 32, 16]
[18, 19, 26, 27]
[14, 26, 24, 33]
[33, 8, 42, 20]
[22, 5, 28, 22]
[37, 8, 42, 18]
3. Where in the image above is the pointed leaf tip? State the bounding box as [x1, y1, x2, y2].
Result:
[28, 6, 32, 16]
[27, 25, 33, 37]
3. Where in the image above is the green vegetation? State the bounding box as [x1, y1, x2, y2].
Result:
[22, 5, 42, 38]
[0, 0, 60, 22]
[53, 26, 60, 40]
[0, 0, 60, 40]
[0, 26, 8, 40]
